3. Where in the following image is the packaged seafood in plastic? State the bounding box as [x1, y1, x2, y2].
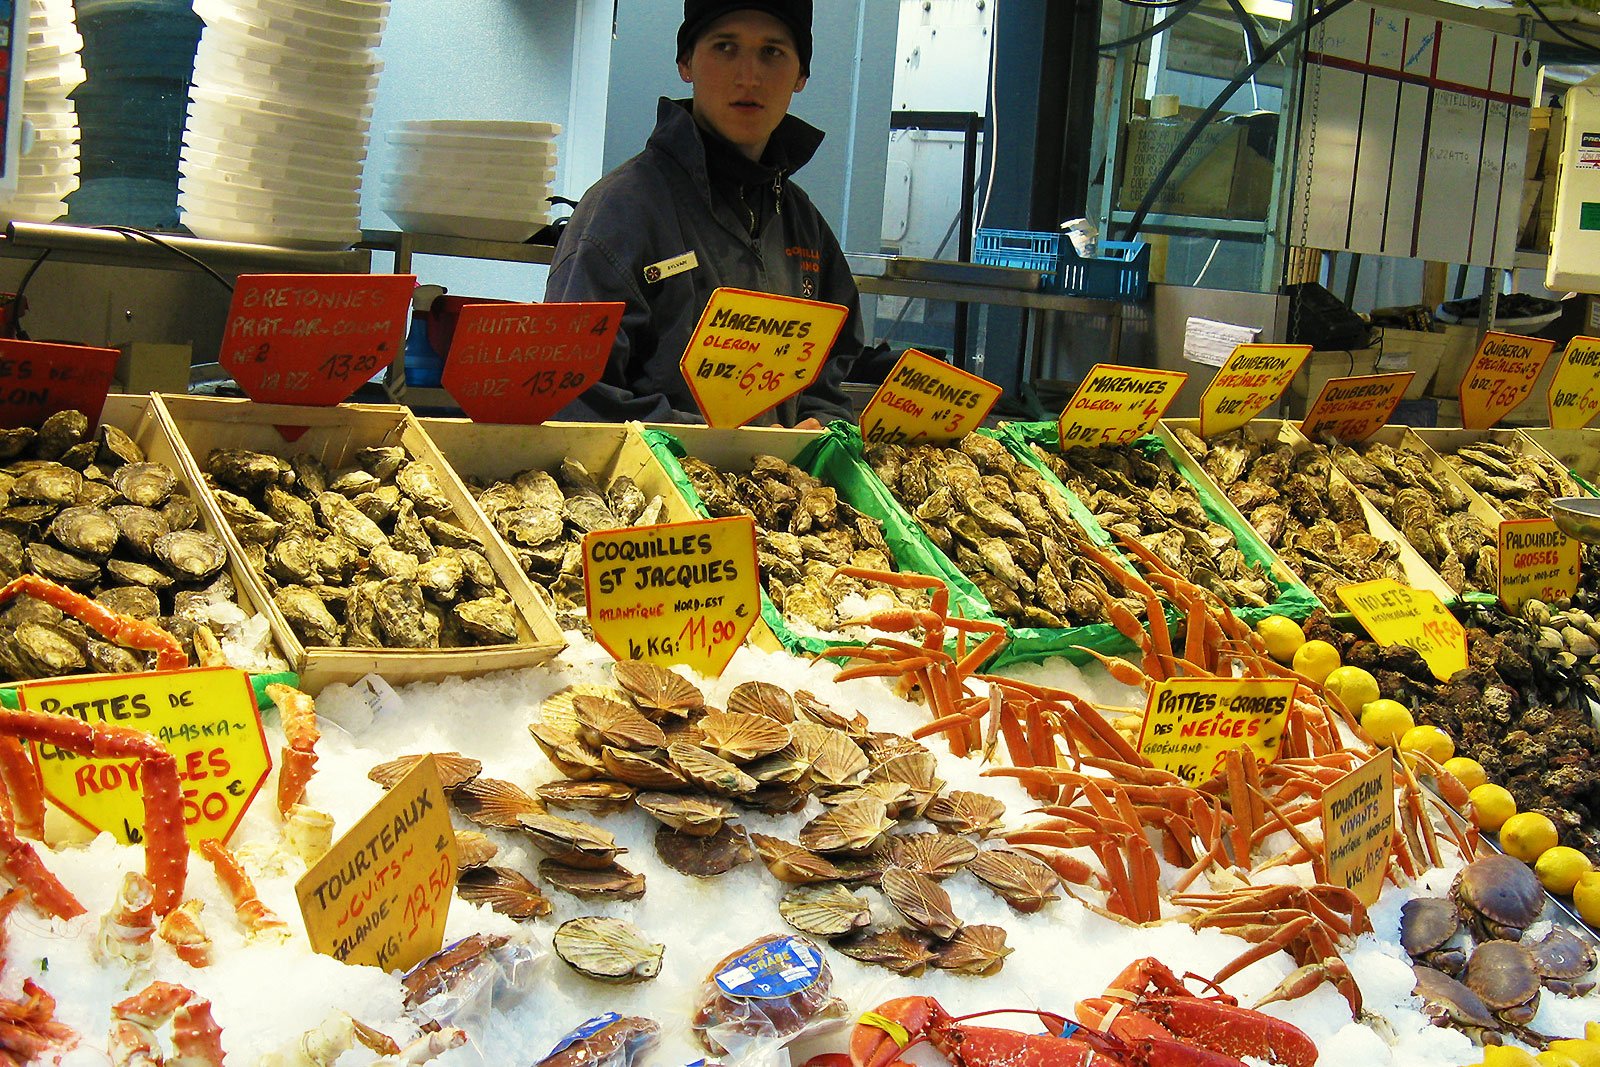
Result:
[534, 1013, 661, 1067]
[691, 933, 846, 1059]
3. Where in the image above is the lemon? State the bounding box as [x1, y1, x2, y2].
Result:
[1256, 614, 1305, 663]
[1442, 756, 1489, 791]
[1483, 1047, 1541, 1067]
[1468, 783, 1517, 831]
[1399, 724, 1455, 763]
[1360, 699, 1415, 748]
[1500, 810, 1560, 863]
[1589, 1023, 1600, 1044]
[1574, 871, 1600, 928]
[1538, 1051, 1586, 1067]
[1547, 1040, 1600, 1067]
[1324, 665, 1380, 713]
[1535, 846, 1594, 894]
[1292, 639, 1341, 685]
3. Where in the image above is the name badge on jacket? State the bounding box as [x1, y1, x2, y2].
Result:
[643, 251, 698, 284]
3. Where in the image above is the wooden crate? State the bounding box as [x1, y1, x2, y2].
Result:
[154, 394, 565, 692]
[1521, 428, 1600, 490]
[1164, 418, 1457, 602]
[417, 419, 781, 653]
[1412, 427, 1590, 515]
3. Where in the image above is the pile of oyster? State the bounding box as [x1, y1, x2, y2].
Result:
[676, 453, 924, 633]
[867, 434, 1139, 628]
[1030, 441, 1276, 609]
[460, 458, 665, 633]
[203, 445, 520, 649]
[0, 409, 276, 680]
[1173, 426, 1407, 604]
[1321, 435, 1495, 594]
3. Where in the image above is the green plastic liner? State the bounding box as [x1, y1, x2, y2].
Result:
[0, 670, 300, 712]
[642, 422, 1000, 661]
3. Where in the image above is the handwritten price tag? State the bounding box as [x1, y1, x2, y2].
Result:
[1199, 344, 1310, 437]
[20, 667, 268, 847]
[219, 274, 416, 406]
[1137, 676, 1294, 785]
[441, 301, 623, 425]
[1336, 579, 1467, 683]
[858, 349, 1002, 446]
[0, 338, 119, 429]
[1321, 753, 1394, 907]
[1459, 331, 1556, 430]
[1058, 364, 1187, 449]
[1548, 336, 1600, 429]
[681, 288, 847, 427]
[297, 754, 456, 972]
[1298, 372, 1413, 442]
[583, 515, 760, 679]
[1498, 518, 1580, 613]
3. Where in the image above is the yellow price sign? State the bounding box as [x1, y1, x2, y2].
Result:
[583, 514, 760, 679]
[297, 754, 457, 972]
[1321, 752, 1395, 907]
[1498, 518, 1581, 613]
[1547, 336, 1600, 429]
[1336, 579, 1467, 683]
[681, 287, 848, 427]
[1198, 343, 1311, 437]
[858, 349, 1002, 447]
[20, 666, 268, 847]
[1058, 364, 1187, 449]
[1298, 372, 1414, 442]
[1137, 676, 1295, 785]
[1459, 331, 1556, 430]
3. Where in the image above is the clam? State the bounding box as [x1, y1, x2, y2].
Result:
[456, 866, 552, 920]
[451, 777, 542, 828]
[967, 848, 1062, 912]
[779, 884, 872, 937]
[368, 752, 482, 791]
[830, 927, 935, 975]
[654, 824, 756, 877]
[538, 860, 646, 901]
[798, 797, 893, 854]
[881, 867, 963, 939]
[698, 711, 791, 763]
[519, 812, 625, 869]
[154, 530, 228, 581]
[750, 834, 850, 884]
[889, 833, 978, 879]
[635, 791, 735, 836]
[613, 661, 704, 717]
[553, 917, 663, 983]
[113, 462, 177, 508]
[931, 924, 1012, 975]
[726, 680, 796, 723]
[535, 780, 637, 815]
[925, 791, 1006, 837]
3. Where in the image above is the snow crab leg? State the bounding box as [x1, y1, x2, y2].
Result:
[0, 574, 188, 672]
[268, 682, 321, 816]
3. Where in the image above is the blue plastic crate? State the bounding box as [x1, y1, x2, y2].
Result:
[973, 228, 1149, 301]
[973, 228, 1059, 275]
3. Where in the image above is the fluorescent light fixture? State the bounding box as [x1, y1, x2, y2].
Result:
[1240, 0, 1293, 20]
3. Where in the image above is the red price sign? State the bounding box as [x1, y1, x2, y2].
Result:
[441, 301, 622, 424]
[1299, 372, 1413, 442]
[219, 274, 416, 406]
[1459, 331, 1555, 429]
[0, 338, 118, 429]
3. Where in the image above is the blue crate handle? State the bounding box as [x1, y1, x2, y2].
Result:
[1056, 238, 1150, 301]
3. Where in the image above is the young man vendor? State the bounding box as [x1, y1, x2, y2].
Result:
[544, 0, 864, 426]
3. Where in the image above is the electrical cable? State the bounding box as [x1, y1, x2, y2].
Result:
[1116, 0, 1359, 241]
[1522, 0, 1600, 58]
[973, 0, 1001, 235]
[89, 225, 235, 293]
[1100, 0, 1205, 52]
[1116, 0, 1193, 8]
[5, 248, 51, 338]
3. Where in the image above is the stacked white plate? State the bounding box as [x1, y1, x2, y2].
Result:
[179, 0, 388, 248]
[0, 0, 85, 224]
[380, 119, 559, 242]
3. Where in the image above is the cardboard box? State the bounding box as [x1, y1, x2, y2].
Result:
[1426, 325, 1484, 397]
[1288, 346, 1380, 403]
[155, 394, 566, 692]
[1118, 113, 1274, 220]
[115, 343, 191, 395]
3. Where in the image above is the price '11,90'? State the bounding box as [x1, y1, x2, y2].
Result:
[678, 615, 737, 651]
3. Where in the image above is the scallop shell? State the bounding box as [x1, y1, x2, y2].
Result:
[452, 777, 542, 828]
[574, 695, 668, 751]
[454, 831, 498, 870]
[668, 742, 758, 796]
[635, 792, 734, 836]
[540, 684, 632, 737]
[967, 848, 1061, 912]
[794, 689, 869, 735]
[750, 834, 850, 884]
[554, 917, 663, 983]
[798, 797, 892, 854]
[867, 750, 942, 792]
[537, 780, 638, 815]
[697, 711, 791, 763]
[889, 833, 979, 879]
[612, 661, 703, 717]
[368, 752, 482, 791]
[881, 867, 963, 939]
[830, 927, 935, 975]
[931, 924, 1012, 975]
[727, 680, 796, 723]
[457, 866, 552, 920]
[601, 747, 690, 790]
[790, 722, 869, 786]
[528, 723, 607, 780]
[519, 813, 625, 870]
[538, 860, 647, 901]
[745, 753, 812, 785]
[654, 824, 756, 878]
[861, 732, 931, 764]
[779, 884, 872, 937]
[823, 781, 920, 819]
[746, 783, 813, 816]
[925, 791, 1006, 837]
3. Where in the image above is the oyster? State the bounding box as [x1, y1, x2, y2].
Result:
[553, 917, 663, 983]
[153, 530, 227, 581]
[113, 462, 177, 508]
[109, 505, 169, 557]
[47, 506, 119, 559]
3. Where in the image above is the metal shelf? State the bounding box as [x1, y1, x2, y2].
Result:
[359, 229, 556, 271]
[2, 222, 371, 275]
[1109, 211, 1272, 238]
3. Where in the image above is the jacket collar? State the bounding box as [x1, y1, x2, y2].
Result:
[648, 96, 824, 191]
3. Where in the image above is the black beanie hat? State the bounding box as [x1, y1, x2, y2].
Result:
[677, 0, 813, 76]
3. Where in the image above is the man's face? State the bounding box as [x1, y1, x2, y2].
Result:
[678, 9, 806, 162]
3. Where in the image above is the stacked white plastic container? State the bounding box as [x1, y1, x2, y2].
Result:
[381, 119, 559, 241]
[179, 0, 387, 248]
[0, 0, 85, 224]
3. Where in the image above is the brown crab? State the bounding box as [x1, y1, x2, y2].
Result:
[1400, 896, 1469, 976]
[1463, 939, 1542, 1027]
[1451, 855, 1544, 942]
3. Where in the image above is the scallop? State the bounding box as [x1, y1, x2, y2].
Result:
[750, 834, 849, 884]
[790, 722, 869, 785]
[830, 928, 935, 975]
[881, 867, 962, 939]
[574, 695, 667, 751]
[600, 747, 690, 790]
[653, 824, 756, 878]
[635, 792, 734, 837]
[518, 812, 625, 869]
[612, 661, 704, 717]
[454, 831, 498, 870]
[931, 925, 1012, 975]
[698, 712, 791, 763]
[925, 791, 1006, 837]
[889, 833, 979, 879]
[726, 680, 796, 723]
[669, 742, 758, 796]
[456, 866, 551, 920]
[538, 860, 646, 901]
[798, 797, 892, 854]
[368, 752, 482, 791]
[536, 780, 637, 815]
[967, 848, 1062, 912]
[553, 917, 663, 983]
[451, 777, 542, 828]
[779, 884, 872, 937]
